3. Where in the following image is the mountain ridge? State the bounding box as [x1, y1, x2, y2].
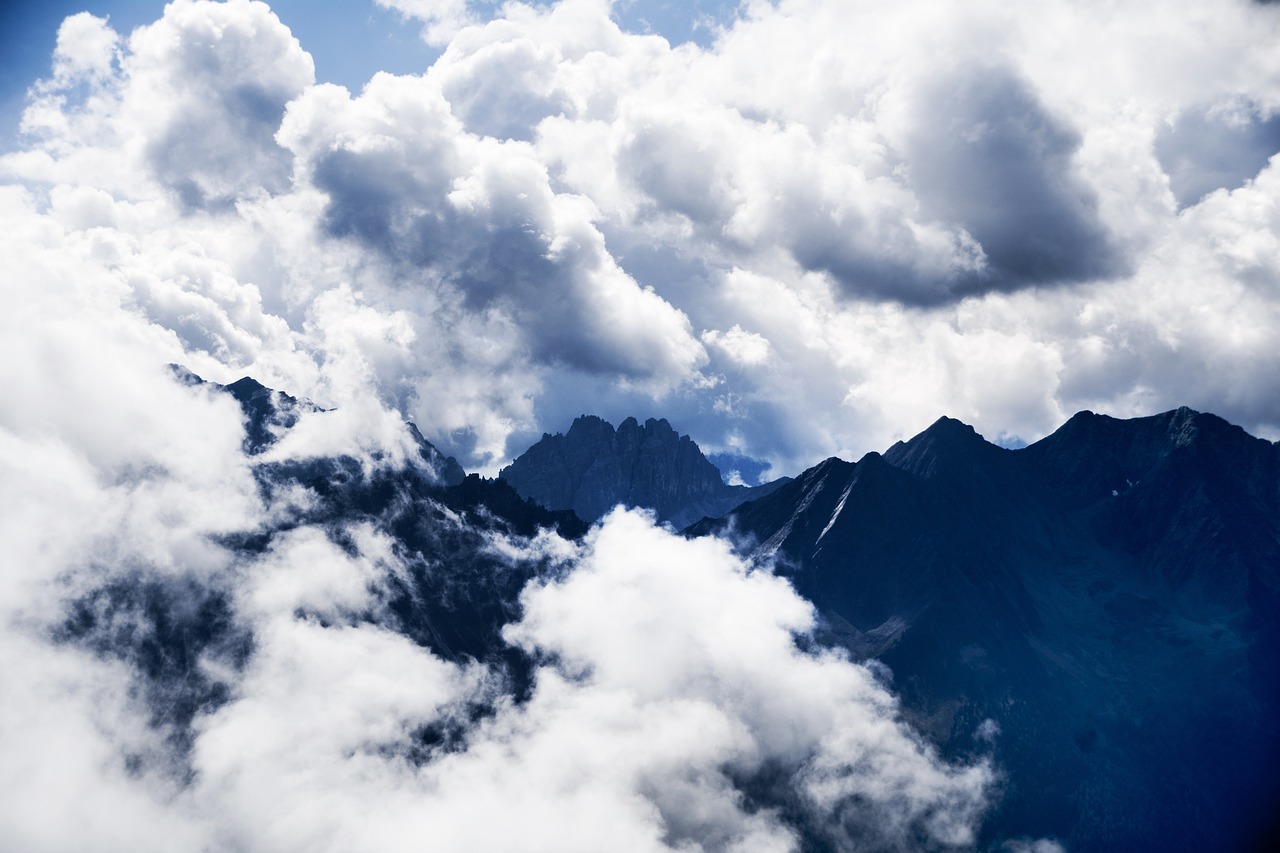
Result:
[157, 369, 1280, 849]
[687, 405, 1280, 851]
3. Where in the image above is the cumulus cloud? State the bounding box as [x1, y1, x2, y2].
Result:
[0, 231, 995, 848]
[377, 0, 478, 46]
[2, 471, 997, 851]
[5, 0, 1280, 490]
[277, 69, 706, 387]
[14, 1, 313, 205]
[504, 510, 992, 850]
[154, 508, 978, 852]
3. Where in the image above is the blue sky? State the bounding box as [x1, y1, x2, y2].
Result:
[1, 1, 741, 148]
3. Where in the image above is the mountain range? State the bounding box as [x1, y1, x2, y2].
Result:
[688, 408, 1280, 851]
[109, 371, 1280, 850]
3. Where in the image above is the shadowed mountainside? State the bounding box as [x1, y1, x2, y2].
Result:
[688, 407, 1280, 852]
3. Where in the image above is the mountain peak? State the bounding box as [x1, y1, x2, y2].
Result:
[1033, 406, 1258, 469]
[226, 375, 269, 396]
[499, 415, 783, 527]
[883, 414, 998, 477]
[566, 414, 616, 439]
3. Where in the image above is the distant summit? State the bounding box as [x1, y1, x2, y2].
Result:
[500, 415, 787, 528]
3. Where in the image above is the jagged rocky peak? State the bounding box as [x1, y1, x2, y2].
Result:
[499, 414, 787, 528]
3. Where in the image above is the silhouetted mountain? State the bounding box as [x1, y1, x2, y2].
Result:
[499, 414, 788, 528]
[689, 407, 1280, 852]
[407, 422, 467, 487]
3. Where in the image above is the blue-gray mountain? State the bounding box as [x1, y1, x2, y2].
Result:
[77, 373, 1280, 850]
[688, 407, 1280, 852]
[499, 414, 789, 528]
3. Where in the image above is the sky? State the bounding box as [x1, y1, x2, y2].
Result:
[2, 2, 1277, 849]
[4, 0, 1280, 479]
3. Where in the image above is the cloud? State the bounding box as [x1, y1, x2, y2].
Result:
[278, 70, 706, 388]
[187, 509, 993, 852]
[902, 64, 1121, 293]
[377, 0, 477, 46]
[0, 154, 993, 846]
[5, 0, 1280, 483]
[0, 308, 995, 852]
[1155, 101, 1280, 208]
[14, 1, 313, 206]
[505, 509, 993, 850]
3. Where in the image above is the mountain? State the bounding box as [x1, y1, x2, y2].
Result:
[151, 368, 581, 671]
[170, 364, 466, 485]
[499, 414, 788, 528]
[84, 376, 1280, 849]
[688, 407, 1280, 851]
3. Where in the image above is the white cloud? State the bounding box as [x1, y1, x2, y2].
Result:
[4, 0, 1280, 847]
[179, 509, 991, 852]
[377, 0, 478, 46]
[4, 0, 1280, 484]
[702, 324, 771, 367]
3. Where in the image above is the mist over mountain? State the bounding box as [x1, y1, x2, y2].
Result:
[171, 364, 468, 485]
[9, 368, 1001, 852]
[158, 372, 1280, 850]
[499, 414, 788, 529]
[690, 407, 1280, 851]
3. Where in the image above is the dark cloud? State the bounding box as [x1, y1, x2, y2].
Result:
[1155, 103, 1280, 208]
[905, 65, 1123, 294]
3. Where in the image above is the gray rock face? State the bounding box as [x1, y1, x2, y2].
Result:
[499, 415, 785, 528]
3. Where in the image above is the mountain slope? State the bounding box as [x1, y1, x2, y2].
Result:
[690, 408, 1280, 851]
[499, 414, 787, 528]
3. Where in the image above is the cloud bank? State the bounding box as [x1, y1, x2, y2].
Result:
[4, 0, 1280, 476]
[0, 304, 993, 849]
